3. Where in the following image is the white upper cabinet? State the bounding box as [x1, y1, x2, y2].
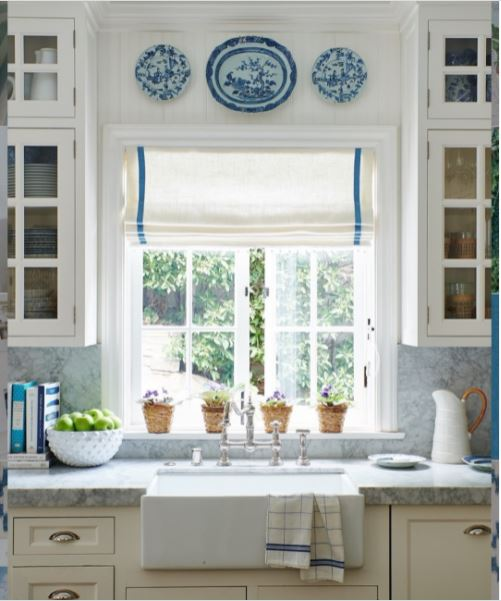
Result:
[428, 130, 491, 338]
[428, 20, 492, 120]
[8, 18, 75, 118]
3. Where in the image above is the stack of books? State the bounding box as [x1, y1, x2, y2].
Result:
[7, 382, 60, 469]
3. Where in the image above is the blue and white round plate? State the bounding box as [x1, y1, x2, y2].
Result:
[206, 36, 297, 113]
[462, 455, 492, 473]
[368, 454, 427, 469]
[135, 44, 191, 101]
[312, 47, 367, 103]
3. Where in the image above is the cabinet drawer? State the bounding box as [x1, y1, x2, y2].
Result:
[257, 585, 378, 600]
[11, 566, 114, 600]
[13, 517, 114, 555]
[126, 587, 246, 600]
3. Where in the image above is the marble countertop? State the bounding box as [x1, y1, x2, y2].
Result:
[7, 458, 491, 508]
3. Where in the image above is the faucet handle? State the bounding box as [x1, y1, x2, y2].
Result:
[296, 429, 310, 466]
[271, 420, 281, 432]
[296, 429, 310, 434]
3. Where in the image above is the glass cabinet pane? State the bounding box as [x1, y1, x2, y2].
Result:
[485, 147, 491, 198]
[7, 268, 15, 319]
[486, 75, 492, 102]
[24, 267, 57, 319]
[445, 268, 476, 319]
[7, 35, 15, 63]
[444, 208, 476, 259]
[445, 38, 478, 65]
[25, 72, 58, 102]
[24, 146, 57, 198]
[8, 208, 15, 259]
[485, 268, 491, 319]
[485, 209, 492, 258]
[8, 146, 15, 198]
[23, 36, 57, 63]
[444, 148, 476, 199]
[445, 74, 477, 103]
[486, 38, 492, 66]
[7, 73, 15, 100]
[24, 207, 57, 258]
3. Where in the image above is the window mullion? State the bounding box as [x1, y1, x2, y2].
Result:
[234, 249, 250, 390]
[264, 249, 276, 398]
[310, 253, 318, 403]
[186, 251, 193, 398]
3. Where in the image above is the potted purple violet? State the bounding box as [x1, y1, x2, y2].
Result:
[260, 390, 293, 433]
[200, 383, 232, 433]
[140, 388, 175, 433]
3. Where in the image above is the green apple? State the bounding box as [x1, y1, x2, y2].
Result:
[74, 414, 94, 431]
[69, 411, 83, 420]
[54, 414, 74, 431]
[94, 416, 114, 431]
[102, 408, 115, 418]
[84, 408, 103, 422]
[110, 416, 122, 430]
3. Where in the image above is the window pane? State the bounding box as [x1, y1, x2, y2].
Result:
[276, 251, 310, 327]
[193, 251, 234, 326]
[142, 330, 187, 399]
[192, 332, 234, 387]
[8, 146, 15, 198]
[317, 250, 354, 326]
[276, 332, 310, 401]
[317, 333, 354, 399]
[143, 251, 186, 326]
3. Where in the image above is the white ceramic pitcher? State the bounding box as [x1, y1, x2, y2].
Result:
[431, 387, 488, 464]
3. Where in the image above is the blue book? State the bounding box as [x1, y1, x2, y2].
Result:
[37, 383, 60, 453]
[10, 381, 37, 454]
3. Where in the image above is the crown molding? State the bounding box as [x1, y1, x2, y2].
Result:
[86, 1, 417, 32]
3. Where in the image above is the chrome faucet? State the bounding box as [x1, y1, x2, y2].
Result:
[217, 396, 283, 467]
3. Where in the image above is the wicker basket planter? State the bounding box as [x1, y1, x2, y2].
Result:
[260, 404, 293, 433]
[202, 405, 225, 433]
[317, 403, 349, 433]
[142, 402, 174, 433]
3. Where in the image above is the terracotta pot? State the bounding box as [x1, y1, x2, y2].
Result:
[317, 403, 349, 433]
[142, 402, 174, 433]
[202, 405, 225, 433]
[260, 405, 293, 433]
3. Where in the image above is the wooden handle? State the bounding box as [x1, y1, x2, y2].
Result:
[462, 387, 488, 433]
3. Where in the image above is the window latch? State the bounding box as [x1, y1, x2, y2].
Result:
[263, 287, 270, 298]
[363, 365, 368, 388]
[244, 286, 249, 297]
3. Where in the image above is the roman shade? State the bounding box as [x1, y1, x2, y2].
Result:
[124, 147, 375, 247]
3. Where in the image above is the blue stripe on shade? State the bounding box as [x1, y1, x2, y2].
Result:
[353, 147, 362, 246]
[310, 559, 345, 567]
[137, 146, 147, 245]
[266, 543, 311, 552]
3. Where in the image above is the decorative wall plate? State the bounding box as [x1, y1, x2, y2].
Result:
[312, 47, 367, 103]
[135, 44, 191, 101]
[206, 36, 296, 112]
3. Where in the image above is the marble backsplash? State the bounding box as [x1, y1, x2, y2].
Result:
[7, 344, 491, 459]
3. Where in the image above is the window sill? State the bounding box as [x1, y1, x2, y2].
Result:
[123, 431, 406, 441]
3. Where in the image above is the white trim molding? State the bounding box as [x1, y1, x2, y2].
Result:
[101, 124, 399, 432]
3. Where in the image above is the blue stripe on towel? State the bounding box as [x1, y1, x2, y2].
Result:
[353, 147, 362, 246]
[137, 146, 146, 245]
[266, 543, 311, 552]
[310, 559, 345, 568]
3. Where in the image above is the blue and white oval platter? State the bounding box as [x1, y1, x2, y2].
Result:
[135, 44, 191, 101]
[312, 47, 367, 103]
[206, 36, 297, 112]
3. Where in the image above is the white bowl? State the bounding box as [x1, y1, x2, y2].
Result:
[46, 428, 123, 467]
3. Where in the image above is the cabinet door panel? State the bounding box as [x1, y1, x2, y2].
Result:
[11, 566, 114, 600]
[257, 585, 378, 600]
[126, 587, 246, 600]
[392, 506, 490, 600]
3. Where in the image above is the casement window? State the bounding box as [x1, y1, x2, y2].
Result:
[102, 126, 398, 435]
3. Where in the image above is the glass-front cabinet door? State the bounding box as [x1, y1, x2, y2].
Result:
[428, 130, 491, 338]
[428, 20, 491, 119]
[7, 129, 75, 338]
[8, 18, 74, 118]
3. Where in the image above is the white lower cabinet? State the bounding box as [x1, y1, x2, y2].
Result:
[11, 566, 114, 600]
[126, 587, 246, 600]
[391, 505, 491, 600]
[256, 585, 378, 599]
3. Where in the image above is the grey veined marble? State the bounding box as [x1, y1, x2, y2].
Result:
[8, 345, 101, 414]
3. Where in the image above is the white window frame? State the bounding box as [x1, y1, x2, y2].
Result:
[127, 247, 249, 430]
[102, 125, 399, 434]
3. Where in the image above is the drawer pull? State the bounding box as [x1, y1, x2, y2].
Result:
[464, 524, 491, 536]
[48, 590, 80, 600]
[49, 531, 80, 543]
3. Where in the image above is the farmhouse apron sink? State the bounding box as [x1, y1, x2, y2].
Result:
[141, 463, 364, 569]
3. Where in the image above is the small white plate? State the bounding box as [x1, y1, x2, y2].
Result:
[368, 453, 427, 469]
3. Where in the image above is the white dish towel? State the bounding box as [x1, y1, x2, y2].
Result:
[265, 493, 345, 583]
